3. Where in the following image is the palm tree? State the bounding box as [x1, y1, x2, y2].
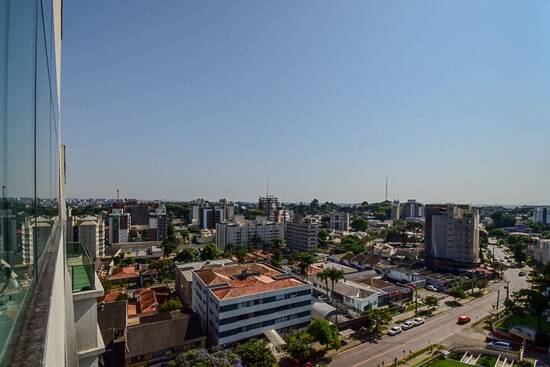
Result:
[297, 252, 316, 281]
[326, 268, 345, 302]
[317, 269, 331, 298]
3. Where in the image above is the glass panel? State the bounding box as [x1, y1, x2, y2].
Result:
[0, 0, 59, 363]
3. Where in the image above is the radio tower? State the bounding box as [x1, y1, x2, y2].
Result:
[385, 174, 388, 202]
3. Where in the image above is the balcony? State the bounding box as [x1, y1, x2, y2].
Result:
[67, 242, 95, 292]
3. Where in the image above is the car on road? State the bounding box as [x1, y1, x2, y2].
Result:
[487, 341, 513, 351]
[413, 317, 424, 326]
[401, 320, 415, 330]
[457, 315, 471, 324]
[388, 326, 402, 336]
[426, 285, 438, 292]
[519, 271, 526, 276]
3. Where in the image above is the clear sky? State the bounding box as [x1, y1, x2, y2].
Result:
[62, 1, 550, 204]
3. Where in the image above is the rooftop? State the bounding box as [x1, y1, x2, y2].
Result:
[195, 263, 306, 300]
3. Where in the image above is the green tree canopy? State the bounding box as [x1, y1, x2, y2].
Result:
[160, 298, 182, 312]
[351, 218, 369, 232]
[174, 248, 199, 263]
[307, 319, 340, 350]
[234, 339, 276, 367]
[284, 332, 314, 363]
[200, 243, 222, 260]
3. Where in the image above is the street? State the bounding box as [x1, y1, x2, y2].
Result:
[330, 255, 529, 367]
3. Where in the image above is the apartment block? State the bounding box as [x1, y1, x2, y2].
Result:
[22, 216, 54, 265]
[285, 217, 319, 252]
[191, 199, 235, 229]
[192, 263, 312, 347]
[529, 238, 550, 264]
[109, 208, 131, 244]
[533, 207, 550, 225]
[329, 211, 350, 232]
[149, 204, 168, 242]
[425, 204, 480, 269]
[258, 195, 279, 220]
[215, 216, 283, 250]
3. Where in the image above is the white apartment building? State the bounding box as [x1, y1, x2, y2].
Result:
[285, 217, 319, 252]
[78, 215, 106, 258]
[215, 217, 284, 250]
[22, 216, 54, 265]
[329, 211, 350, 232]
[529, 238, 550, 264]
[192, 263, 312, 347]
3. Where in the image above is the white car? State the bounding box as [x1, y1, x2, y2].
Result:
[487, 341, 513, 351]
[426, 285, 438, 292]
[413, 317, 424, 326]
[388, 326, 402, 336]
[401, 320, 415, 330]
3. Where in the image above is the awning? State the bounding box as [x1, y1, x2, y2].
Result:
[264, 329, 286, 347]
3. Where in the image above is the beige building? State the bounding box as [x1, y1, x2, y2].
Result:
[286, 217, 319, 252]
[215, 216, 283, 250]
[22, 216, 54, 265]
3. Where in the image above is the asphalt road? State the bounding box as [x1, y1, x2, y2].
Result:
[330, 256, 529, 367]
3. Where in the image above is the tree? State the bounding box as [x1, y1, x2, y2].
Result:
[449, 285, 466, 301]
[491, 211, 516, 228]
[270, 238, 284, 267]
[317, 269, 331, 298]
[150, 259, 176, 282]
[530, 292, 548, 331]
[174, 248, 198, 263]
[326, 268, 345, 302]
[160, 298, 182, 312]
[113, 254, 123, 267]
[424, 295, 439, 308]
[307, 319, 340, 350]
[169, 349, 238, 367]
[284, 332, 314, 363]
[318, 229, 329, 247]
[234, 339, 276, 367]
[512, 244, 527, 264]
[310, 198, 320, 209]
[200, 243, 221, 260]
[489, 228, 508, 240]
[352, 218, 369, 232]
[297, 252, 316, 280]
[162, 240, 177, 256]
[475, 279, 489, 293]
[129, 228, 139, 242]
[362, 308, 392, 339]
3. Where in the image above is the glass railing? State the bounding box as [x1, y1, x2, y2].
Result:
[67, 242, 96, 292]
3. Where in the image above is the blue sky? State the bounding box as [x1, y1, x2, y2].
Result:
[62, 1, 550, 204]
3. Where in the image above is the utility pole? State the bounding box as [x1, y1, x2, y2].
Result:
[505, 280, 510, 301]
[496, 289, 500, 310]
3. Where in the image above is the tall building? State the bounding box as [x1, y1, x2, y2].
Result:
[22, 216, 54, 265]
[149, 204, 168, 241]
[109, 208, 131, 244]
[258, 195, 279, 220]
[216, 216, 284, 250]
[125, 200, 151, 226]
[533, 207, 550, 225]
[0, 208, 17, 252]
[78, 216, 106, 258]
[529, 238, 550, 264]
[192, 263, 312, 347]
[329, 212, 350, 232]
[424, 204, 480, 269]
[401, 199, 423, 219]
[190, 199, 235, 229]
[391, 200, 401, 221]
[285, 216, 319, 252]
[0, 1, 104, 365]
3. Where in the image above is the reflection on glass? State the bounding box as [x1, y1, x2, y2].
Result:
[0, 0, 60, 362]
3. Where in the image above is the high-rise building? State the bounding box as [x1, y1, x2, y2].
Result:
[258, 195, 279, 220]
[190, 199, 235, 229]
[216, 216, 284, 250]
[0, 1, 104, 365]
[285, 216, 319, 252]
[533, 207, 550, 225]
[424, 204, 480, 269]
[0, 208, 17, 252]
[109, 207, 131, 244]
[391, 200, 401, 221]
[529, 238, 550, 264]
[77, 216, 106, 258]
[401, 199, 423, 219]
[329, 212, 350, 232]
[192, 263, 312, 347]
[149, 204, 168, 241]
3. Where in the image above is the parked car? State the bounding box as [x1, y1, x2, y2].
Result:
[487, 341, 513, 351]
[388, 326, 402, 336]
[426, 285, 438, 292]
[401, 320, 415, 330]
[457, 315, 471, 324]
[413, 317, 424, 326]
[519, 271, 526, 276]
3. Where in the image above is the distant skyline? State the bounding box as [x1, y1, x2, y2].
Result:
[63, 1, 550, 204]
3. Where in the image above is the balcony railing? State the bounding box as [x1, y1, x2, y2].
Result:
[66, 242, 95, 292]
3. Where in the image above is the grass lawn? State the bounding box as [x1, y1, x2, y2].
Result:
[425, 358, 470, 367]
[494, 313, 550, 333]
[477, 355, 498, 367]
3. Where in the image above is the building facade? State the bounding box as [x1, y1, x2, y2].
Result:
[148, 204, 168, 242]
[191, 199, 235, 229]
[192, 263, 312, 347]
[529, 238, 550, 264]
[533, 207, 550, 225]
[215, 217, 284, 250]
[258, 195, 279, 220]
[109, 208, 131, 244]
[329, 212, 350, 232]
[425, 204, 480, 269]
[285, 217, 319, 252]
